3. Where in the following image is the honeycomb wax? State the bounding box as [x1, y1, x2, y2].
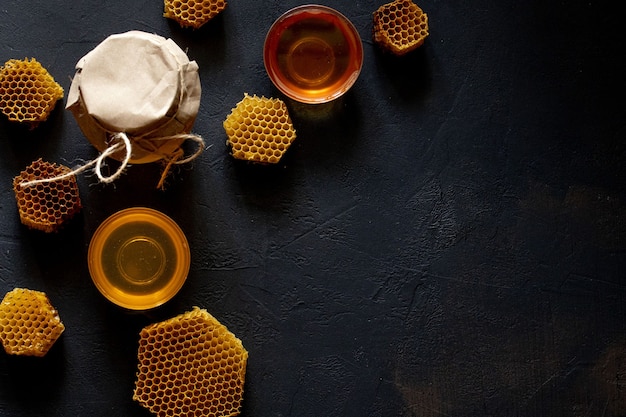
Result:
[133, 307, 248, 417]
[223, 93, 297, 164]
[13, 158, 82, 233]
[164, 0, 227, 29]
[0, 288, 65, 357]
[0, 58, 64, 128]
[373, 0, 429, 55]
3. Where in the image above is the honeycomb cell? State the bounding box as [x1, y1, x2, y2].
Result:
[133, 307, 248, 417]
[164, 0, 227, 29]
[13, 159, 82, 233]
[0, 288, 65, 357]
[223, 94, 296, 164]
[0, 58, 64, 128]
[373, 0, 429, 55]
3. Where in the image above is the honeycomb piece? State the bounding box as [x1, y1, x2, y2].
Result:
[0, 288, 65, 357]
[223, 93, 296, 164]
[133, 307, 248, 417]
[373, 0, 429, 55]
[13, 158, 82, 233]
[164, 0, 227, 29]
[0, 58, 64, 128]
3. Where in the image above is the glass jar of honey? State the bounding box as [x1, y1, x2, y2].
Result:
[264, 5, 363, 104]
[88, 207, 190, 310]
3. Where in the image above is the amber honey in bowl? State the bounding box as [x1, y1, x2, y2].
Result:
[88, 207, 190, 310]
[264, 5, 363, 104]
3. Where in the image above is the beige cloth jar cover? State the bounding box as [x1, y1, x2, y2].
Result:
[66, 30, 202, 164]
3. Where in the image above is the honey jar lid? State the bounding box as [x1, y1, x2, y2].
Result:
[66, 31, 202, 164]
[88, 207, 190, 310]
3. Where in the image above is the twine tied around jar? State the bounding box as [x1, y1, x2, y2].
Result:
[21, 30, 208, 191]
[17, 131, 206, 190]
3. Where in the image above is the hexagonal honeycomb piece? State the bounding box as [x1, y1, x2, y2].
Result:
[133, 307, 248, 417]
[0, 58, 64, 128]
[373, 0, 429, 55]
[164, 0, 227, 29]
[223, 93, 297, 164]
[13, 158, 82, 233]
[0, 288, 65, 357]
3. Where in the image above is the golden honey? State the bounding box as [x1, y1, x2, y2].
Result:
[264, 5, 363, 104]
[88, 207, 190, 310]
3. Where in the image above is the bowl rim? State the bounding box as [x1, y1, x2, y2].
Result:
[263, 4, 364, 104]
[87, 207, 190, 310]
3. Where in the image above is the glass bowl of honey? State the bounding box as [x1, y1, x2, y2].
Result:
[88, 207, 190, 310]
[264, 4, 363, 104]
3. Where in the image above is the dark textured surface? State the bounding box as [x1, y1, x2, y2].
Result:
[1, 1, 625, 416]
